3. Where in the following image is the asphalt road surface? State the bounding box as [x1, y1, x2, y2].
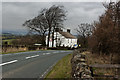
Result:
[1, 50, 73, 78]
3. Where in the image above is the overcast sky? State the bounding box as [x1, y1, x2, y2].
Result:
[2, 2, 105, 34]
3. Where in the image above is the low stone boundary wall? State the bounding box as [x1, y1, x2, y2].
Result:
[71, 49, 93, 79]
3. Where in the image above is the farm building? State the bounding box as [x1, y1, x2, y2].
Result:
[46, 28, 78, 48]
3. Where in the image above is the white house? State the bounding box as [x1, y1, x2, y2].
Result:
[46, 28, 78, 48]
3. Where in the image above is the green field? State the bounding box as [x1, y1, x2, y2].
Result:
[45, 53, 72, 78]
[2, 39, 15, 45]
[2, 33, 17, 45]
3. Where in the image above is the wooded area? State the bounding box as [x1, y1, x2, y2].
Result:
[88, 2, 120, 55]
[76, 2, 120, 54]
[76, 2, 120, 64]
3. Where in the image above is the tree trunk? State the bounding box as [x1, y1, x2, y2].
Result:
[110, 53, 113, 64]
[42, 32, 46, 46]
[47, 27, 51, 47]
[56, 31, 58, 47]
[52, 28, 55, 47]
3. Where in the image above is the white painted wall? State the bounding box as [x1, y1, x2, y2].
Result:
[46, 32, 77, 48]
[60, 38, 77, 48]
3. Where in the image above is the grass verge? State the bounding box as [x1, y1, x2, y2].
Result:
[1, 49, 72, 54]
[45, 53, 72, 78]
[0, 49, 47, 54]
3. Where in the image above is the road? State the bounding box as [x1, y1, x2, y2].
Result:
[1, 50, 73, 78]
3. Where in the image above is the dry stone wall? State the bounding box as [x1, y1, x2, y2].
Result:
[71, 49, 93, 80]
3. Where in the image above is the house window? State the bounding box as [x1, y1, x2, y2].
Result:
[68, 39, 69, 43]
[71, 39, 72, 43]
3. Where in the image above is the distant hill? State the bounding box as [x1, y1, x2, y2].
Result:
[2, 32, 16, 40]
[2, 30, 28, 36]
[73, 35, 78, 37]
[2, 32, 14, 36]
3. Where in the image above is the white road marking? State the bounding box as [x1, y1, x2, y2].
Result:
[31, 55, 39, 58]
[40, 61, 57, 78]
[0, 60, 18, 66]
[25, 56, 31, 59]
[46, 53, 50, 54]
[53, 52, 57, 53]
[43, 53, 46, 55]
[25, 55, 39, 59]
[43, 53, 51, 55]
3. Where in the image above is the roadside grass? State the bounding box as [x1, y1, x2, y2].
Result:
[45, 53, 72, 78]
[0, 49, 71, 54]
[1, 48, 72, 54]
[47, 49, 70, 51]
[86, 51, 111, 64]
[0, 49, 47, 54]
[1, 50, 30, 54]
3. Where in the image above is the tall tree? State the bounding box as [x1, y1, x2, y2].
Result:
[88, 1, 120, 54]
[45, 5, 66, 47]
[23, 10, 48, 45]
[23, 5, 66, 47]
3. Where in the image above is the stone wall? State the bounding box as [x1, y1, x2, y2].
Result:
[71, 49, 93, 79]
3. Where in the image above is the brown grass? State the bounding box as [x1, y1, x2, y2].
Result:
[85, 51, 118, 76]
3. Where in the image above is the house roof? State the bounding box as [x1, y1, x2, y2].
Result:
[59, 31, 77, 39]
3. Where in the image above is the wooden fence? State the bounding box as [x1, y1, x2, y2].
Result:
[89, 64, 120, 79]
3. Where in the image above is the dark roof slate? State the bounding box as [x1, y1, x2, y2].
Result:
[59, 31, 77, 39]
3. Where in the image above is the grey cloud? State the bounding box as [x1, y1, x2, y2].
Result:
[0, 2, 1, 33]
[2, 2, 105, 34]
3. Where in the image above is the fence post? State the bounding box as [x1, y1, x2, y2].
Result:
[90, 67, 94, 77]
[116, 68, 120, 78]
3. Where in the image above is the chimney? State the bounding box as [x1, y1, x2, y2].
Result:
[60, 29, 63, 32]
[55, 28, 63, 32]
[55, 28, 59, 32]
[67, 29, 70, 33]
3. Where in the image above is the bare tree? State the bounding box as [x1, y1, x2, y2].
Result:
[23, 5, 66, 47]
[75, 23, 94, 48]
[88, 1, 120, 56]
[44, 5, 66, 47]
[23, 11, 48, 46]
